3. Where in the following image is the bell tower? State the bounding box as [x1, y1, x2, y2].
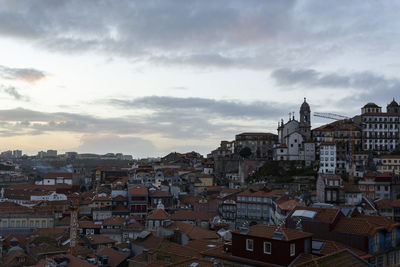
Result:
[299, 98, 311, 140]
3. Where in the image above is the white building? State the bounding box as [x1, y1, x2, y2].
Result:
[31, 192, 67, 202]
[35, 172, 73, 185]
[274, 98, 315, 162]
[319, 142, 336, 174]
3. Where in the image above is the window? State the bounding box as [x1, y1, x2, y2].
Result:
[290, 243, 295, 256]
[392, 230, 397, 247]
[374, 233, 380, 251]
[246, 239, 254, 251]
[264, 242, 271, 254]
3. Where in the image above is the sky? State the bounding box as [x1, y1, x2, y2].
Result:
[0, 0, 400, 158]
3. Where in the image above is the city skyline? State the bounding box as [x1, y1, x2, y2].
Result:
[0, 1, 400, 157]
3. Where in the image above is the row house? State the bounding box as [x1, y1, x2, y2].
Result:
[286, 206, 400, 266]
[217, 190, 239, 229]
[35, 172, 73, 186]
[235, 132, 278, 160]
[361, 101, 400, 152]
[377, 155, 400, 175]
[359, 172, 392, 200]
[205, 224, 313, 266]
[318, 142, 336, 174]
[316, 174, 344, 204]
[148, 189, 173, 209]
[128, 184, 148, 217]
[312, 119, 362, 176]
[236, 189, 275, 227]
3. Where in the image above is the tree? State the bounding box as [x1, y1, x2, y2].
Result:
[239, 147, 252, 158]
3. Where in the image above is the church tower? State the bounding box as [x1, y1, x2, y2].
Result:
[299, 98, 311, 140]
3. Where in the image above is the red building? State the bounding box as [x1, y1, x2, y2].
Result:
[128, 184, 148, 217]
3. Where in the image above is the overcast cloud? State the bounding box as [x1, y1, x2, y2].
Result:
[0, 1, 399, 69]
[0, 1, 399, 156]
[0, 65, 46, 82]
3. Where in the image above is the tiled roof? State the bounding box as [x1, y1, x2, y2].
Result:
[314, 239, 370, 259]
[129, 184, 148, 195]
[103, 216, 125, 226]
[148, 209, 170, 220]
[240, 224, 313, 241]
[236, 132, 277, 137]
[86, 234, 117, 245]
[279, 200, 299, 211]
[170, 210, 213, 221]
[130, 233, 163, 249]
[113, 205, 130, 212]
[334, 215, 399, 235]
[96, 247, 128, 267]
[79, 220, 101, 229]
[291, 206, 340, 223]
[375, 198, 393, 209]
[167, 222, 219, 240]
[184, 240, 223, 252]
[294, 249, 369, 267]
[112, 195, 128, 201]
[44, 172, 73, 179]
[34, 254, 95, 267]
[150, 190, 172, 198]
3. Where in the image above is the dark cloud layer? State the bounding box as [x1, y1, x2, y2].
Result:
[0, 1, 398, 68]
[271, 68, 400, 106]
[2, 86, 29, 101]
[0, 65, 46, 82]
[109, 96, 291, 120]
[77, 135, 157, 156]
[0, 96, 291, 139]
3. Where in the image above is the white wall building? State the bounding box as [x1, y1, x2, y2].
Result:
[319, 142, 336, 174]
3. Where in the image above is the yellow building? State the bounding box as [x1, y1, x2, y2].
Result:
[378, 155, 400, 175]
[193, 173, 214, 195]
[0, 202, 54, 234]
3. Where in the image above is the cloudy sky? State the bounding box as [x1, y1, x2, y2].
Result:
[0, 0, 399, 157]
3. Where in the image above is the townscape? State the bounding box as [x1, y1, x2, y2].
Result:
[0, 98, 399, 266]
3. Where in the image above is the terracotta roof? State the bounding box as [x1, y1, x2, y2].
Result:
[279, 200, 299, 211]
[96, 247, 128, 267]
[44, 172, 73, 179]
[391, 199, 400, 208]
[233, 224, 312, 242]
[34, 254, 95, 267]
[380, 155, 400, 159]
[375, 198, 393, 209]
[362, 112, 399, 116]
[112, 195, 128, 201]
[103, 216, 125, 226]
[313, 239, 370, 259]
[113, 205, 130, 212]
[150, 190, 172, 198]
[86, 234, 117, 245]
[294, 249, 369, 267]
[334, 215, 399, 235]
[148, 209, 170, 220]
[129, 184, 148, 195]
[185, 240, 223, 252]
[236, 132, 277, 137]
[167, 222, 219, 240]
[170, 210, 213, 221]
[320, 142, 335, 146]
[291, 206, 340, 223]
[130, 233, 163, 249]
